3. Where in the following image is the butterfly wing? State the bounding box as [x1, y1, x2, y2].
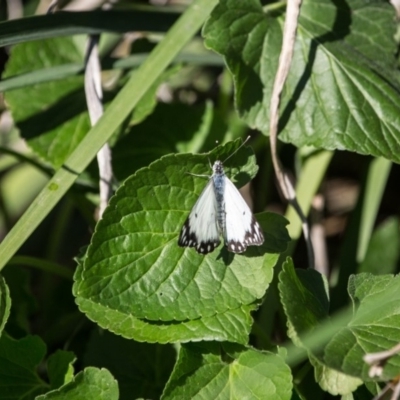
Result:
[178, 179, 221, 254]
[223, 178, 264, 253]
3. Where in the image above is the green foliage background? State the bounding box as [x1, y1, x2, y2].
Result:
[0, 0, 399, 399]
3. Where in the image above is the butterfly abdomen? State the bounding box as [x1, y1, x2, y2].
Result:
[212, 161, 226, 233]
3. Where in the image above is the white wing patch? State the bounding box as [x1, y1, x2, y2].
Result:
[178, 179, 221, 254]
[224, 178, 264, 253]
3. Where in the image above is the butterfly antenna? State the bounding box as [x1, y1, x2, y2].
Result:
[222, 135, 251, 164]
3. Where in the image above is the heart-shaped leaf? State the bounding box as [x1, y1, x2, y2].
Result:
[74, 140, 290, 343]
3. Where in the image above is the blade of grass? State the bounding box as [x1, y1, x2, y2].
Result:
[0, 64, 83, 92]
[284, 304, 353, 367]
[332, 157, 392, 310]
[0, 52, 223, 93]
[0, 0, 218, 271]
[357, 157, 392, 262]
[285, 150, 333, 240]
[254, 150, 333, 342]
[0, 9, 179, 47]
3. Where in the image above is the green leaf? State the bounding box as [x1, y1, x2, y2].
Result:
[358, 217, 400, 275]
[203, 0, 277, 131]
[326, 274, 400, 379]
[0, 334, 48, 399]
[83, 329, 175, 400]
[203, 0, 400, 163]
[310, 355, 362, 396]
[112, 101, 227, 181]
[74, 141, 289, 343]
[1, 267, 34, 337]
[162, 342, 292, 399]
[47, 350, 76, 389]
[76, 296, 255, 344]
[279, 260, 400, 381]
[4, 37, 89, 169]
[279, 260, 330, 344]
[35, 367, 118, 400]
[0, 275, 11, 336]
[298, 0, 397, 71]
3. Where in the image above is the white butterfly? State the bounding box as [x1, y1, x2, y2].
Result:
[178, 157, 264, 255]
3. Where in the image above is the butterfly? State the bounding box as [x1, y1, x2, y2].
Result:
[178, 146, 264, 255]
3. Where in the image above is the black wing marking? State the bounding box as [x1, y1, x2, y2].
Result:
[226, 216, 264, 253]
[178, 219, 220, 254]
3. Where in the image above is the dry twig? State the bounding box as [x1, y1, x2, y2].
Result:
[84, 36, 113, 219]
[268, 0, 314, 268]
